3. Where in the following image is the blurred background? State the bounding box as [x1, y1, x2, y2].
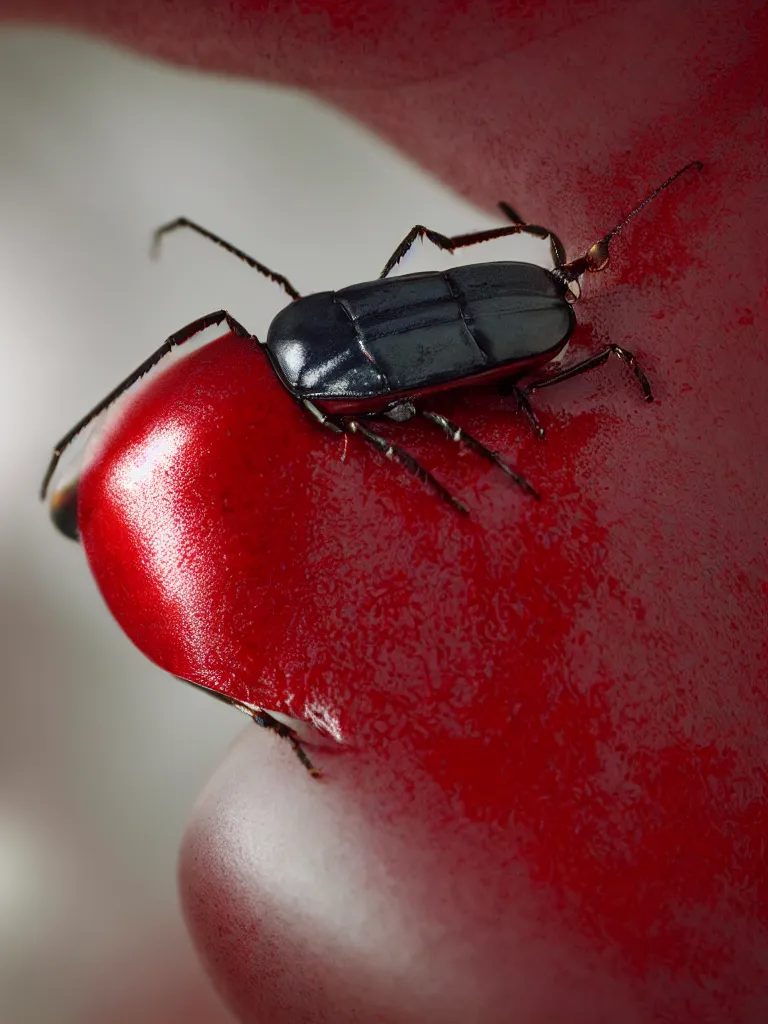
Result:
[0, 26, 547, 1022]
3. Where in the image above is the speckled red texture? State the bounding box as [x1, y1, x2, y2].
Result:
[14, 0, 768, 1020]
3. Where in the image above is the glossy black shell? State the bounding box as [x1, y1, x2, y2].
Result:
[265, 262, 574, 404]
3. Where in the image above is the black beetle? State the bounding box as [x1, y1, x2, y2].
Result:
[42, 161, 702, 519]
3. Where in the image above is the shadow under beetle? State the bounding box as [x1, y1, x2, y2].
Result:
[42, 160, 702, 519]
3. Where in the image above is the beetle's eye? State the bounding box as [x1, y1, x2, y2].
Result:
[586, 239, 610, 271]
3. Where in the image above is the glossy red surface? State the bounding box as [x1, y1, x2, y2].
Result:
[13, 0, 768, 1019]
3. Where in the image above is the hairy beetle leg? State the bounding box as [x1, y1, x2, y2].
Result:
[420, 410, 541, 500]
[348, 420, 469, 516]
[528, 344, 654, 402]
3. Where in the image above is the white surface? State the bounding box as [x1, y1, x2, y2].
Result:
[0, 26, 547, 1022]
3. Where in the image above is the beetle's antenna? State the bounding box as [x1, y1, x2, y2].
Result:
[602, 160, 704, 246]
[555, 161, 703, 292]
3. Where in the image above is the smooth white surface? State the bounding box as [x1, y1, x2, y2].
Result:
[0, 26, 546, 1022]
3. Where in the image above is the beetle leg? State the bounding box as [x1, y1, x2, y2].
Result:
[497, 202, 567, 268]
[252, 710, 322, 778]
[380, 219, 567, 279]
[528, 344, 654, 402]
[41, 310, 255, 500]
[497, 201, 524, 225]
[175, 678, 321, 776]
[152, 217, 302, 301]
[302, 399, 344, 434]
[456, 219, 567, 269]
[346, 420, 469, 515]
[420, 411, 540, 500]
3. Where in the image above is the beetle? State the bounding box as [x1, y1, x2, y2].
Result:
[41, 160, 702, 522]
[40, 161, 702, 773]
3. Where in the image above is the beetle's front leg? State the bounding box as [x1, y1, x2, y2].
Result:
[379, 219, 566, 279]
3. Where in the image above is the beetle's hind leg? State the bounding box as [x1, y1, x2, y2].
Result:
[419, 411, 540, 500]
[528, 344, 654, 402]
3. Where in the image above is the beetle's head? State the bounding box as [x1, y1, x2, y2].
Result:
[554, 235, 611, 301]
[554, 161, 703, 302]
[585, 238, 610, 272]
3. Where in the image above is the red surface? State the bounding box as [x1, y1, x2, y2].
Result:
[13, 0, 768, 1020]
